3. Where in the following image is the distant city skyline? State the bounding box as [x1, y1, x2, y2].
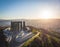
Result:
[0, 0, 60, 19]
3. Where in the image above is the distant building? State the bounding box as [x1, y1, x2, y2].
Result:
[23, 21, 25, 31]
[11, 21, 22, 32]
[11, 21, 26, 39]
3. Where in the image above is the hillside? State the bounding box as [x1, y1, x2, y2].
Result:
[22, 27, 60, 47]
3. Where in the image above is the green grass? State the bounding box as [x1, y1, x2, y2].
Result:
[22, 32, 40, 47]
[22, 28, 60, 47]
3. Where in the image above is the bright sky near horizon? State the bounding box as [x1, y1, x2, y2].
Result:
[0, 0, 60, 19]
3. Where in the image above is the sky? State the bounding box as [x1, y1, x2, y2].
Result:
[0, 0, 60, 19]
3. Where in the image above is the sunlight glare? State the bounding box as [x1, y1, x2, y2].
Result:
[39, 8, 54, 19]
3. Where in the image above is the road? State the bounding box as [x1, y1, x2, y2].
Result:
[9, 32, 34, 47]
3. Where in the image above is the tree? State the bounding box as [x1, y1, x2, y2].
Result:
[0, 29, 8, 47]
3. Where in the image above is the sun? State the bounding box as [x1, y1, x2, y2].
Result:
[41, 10, 52, 19]
[39, 8, 54, 19]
